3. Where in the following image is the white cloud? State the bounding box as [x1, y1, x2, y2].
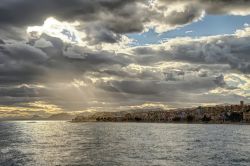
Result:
[27, 17, 82, 44]
[27, 17, 133, 54]
[185, 30, 193, 34]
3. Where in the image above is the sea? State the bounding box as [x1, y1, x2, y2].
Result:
[0, 121, 250, 166]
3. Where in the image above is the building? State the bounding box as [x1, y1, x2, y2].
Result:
[243, 112, 250, 122]
[240, 101, 244, 107]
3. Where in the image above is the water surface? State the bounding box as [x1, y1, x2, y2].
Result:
[0, 121, 250, 166]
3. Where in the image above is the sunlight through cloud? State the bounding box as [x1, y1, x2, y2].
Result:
[27, 17, 82, 44]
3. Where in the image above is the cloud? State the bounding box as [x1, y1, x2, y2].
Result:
[0, 0, 144, 41]
[0, 35, 135, 112]
[0, 84, 46, 98]
[185, 30, 193, 34]
[0, 41, 49, 84]
[2, 24, 250, 114]
[132, 27, 250, 73]
[198, 70, 208, 77]
[0, 0, 135, 26]
[143, 0, 250, 33]
[157, 0, 250, 16]
[98, 75, 225, 97]
[1, 1, 250, 117]
[1, 0, 250, 41]
[213, 74, 226, 87]
[164, 70, 185, 81]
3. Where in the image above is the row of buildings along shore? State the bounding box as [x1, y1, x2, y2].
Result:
[72, 101, 250, 123]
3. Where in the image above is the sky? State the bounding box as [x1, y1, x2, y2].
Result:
[1, 0, 250, 119]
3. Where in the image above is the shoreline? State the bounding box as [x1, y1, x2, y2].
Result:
[71, 120, 250, 125]
[1, 120, 249, 125]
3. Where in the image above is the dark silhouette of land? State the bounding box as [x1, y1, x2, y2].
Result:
[72, 101, 250, 124]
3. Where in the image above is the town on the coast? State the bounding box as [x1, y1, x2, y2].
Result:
[72, 101, 250, 124]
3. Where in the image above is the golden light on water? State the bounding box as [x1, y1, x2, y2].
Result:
[0, 101, 63, 118]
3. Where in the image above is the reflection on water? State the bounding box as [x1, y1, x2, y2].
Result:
[0, 121, 250, 166]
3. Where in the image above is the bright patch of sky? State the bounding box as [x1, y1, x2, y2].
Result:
[128, 15, 250, 46]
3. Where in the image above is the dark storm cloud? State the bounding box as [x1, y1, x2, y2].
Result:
[158, 0, 250, 15]
[132, 29, 250, 73]
[0, 39, 5, 44]
[1, 0, 250, 41]
[164, 71, 184, 81]
[199, 0, 250, 15]
[213, 74, 226, 87]
[93, 72, 245, 109]
[0, 36, 134, 85]
[166, 5, 203, 26]
[1, 27, 250, 113]
[0, 85, 46, 98]
[98, 77, 222, 96]
[0, 41, 49, 84]
[1, 0, 250, 115]
[98, 66, 161, 81]
[40, 35, 133, 66]
[0, 0, 145, 41]
[148, 2, 204, 31]
[2, 28, 249, 110]
[0, 0, 135, 26]
[84, 25, 123, 44]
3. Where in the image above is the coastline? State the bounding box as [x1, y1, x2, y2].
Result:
[71, 101, 250, 125]
[70, 120, 250, 125]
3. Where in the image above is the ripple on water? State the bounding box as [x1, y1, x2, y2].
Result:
[0, 122, 250, 166]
